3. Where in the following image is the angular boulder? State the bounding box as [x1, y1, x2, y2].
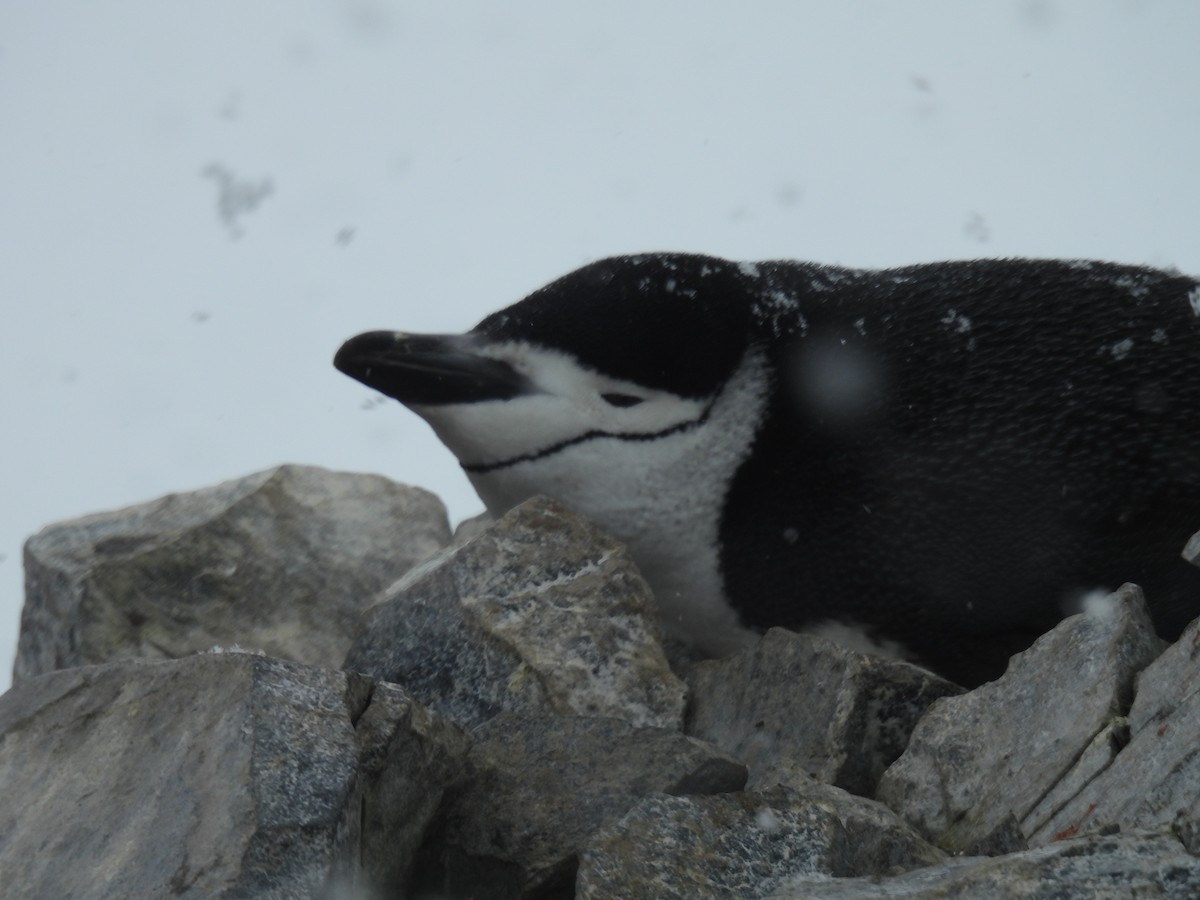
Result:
[0, 652, 468, 899]
[687, 627, 961, 794]
[431, 712, 748, 898]
[773, 832, 1200, 898]
[876, 584, 1166, 853]
[16, 465, 449, 679]
[1030, 614, 1200, 846]
[345, 496, 686, 731]
[577, 784, 945, 899]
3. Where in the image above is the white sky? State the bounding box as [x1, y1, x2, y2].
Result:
[3, 0, 1199, 691]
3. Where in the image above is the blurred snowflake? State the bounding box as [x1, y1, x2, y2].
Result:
[201, 163, 274, 239]
[963, 212, 991, 243]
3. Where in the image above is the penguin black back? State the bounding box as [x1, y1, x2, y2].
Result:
[723, 258, 1200, 684]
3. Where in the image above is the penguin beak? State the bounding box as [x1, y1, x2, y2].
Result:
[334, 331, 537, 406]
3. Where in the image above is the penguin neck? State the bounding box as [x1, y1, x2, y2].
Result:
[467, 348, 773, 654]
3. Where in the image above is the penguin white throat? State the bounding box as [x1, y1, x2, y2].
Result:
[413, 340, 772, 655]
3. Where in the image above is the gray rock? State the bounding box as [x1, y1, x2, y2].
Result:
[434, 712, 748, 899]
[577, 784, 945, 899]
[16, 464, 449, 680]
[0, 652, 467, 899]
[345, 496, 686, 731]
[1030, 615, 1200, 847]
[452, 510, 495, 545]
[771, 832, 1200, 899]
[687, 628, 962, 795]
[350, 679, 471, 896]
[876, 584, 1167, 853]
[13, 469, 1200, 900]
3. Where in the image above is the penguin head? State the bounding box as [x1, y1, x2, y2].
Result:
[334, 254, 770, 521]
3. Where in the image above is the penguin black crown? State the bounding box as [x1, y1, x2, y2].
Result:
[335, 253, 1200, 686]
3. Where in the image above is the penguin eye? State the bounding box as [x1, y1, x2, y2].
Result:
[600, 392, 645, 408]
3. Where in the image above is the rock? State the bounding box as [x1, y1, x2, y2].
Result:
[430, 712, 748, 899]
[0, 653, 467, 899]
[12, 469, 1200, 900]
[345, 496, 686, 731]
[1030, 615, 1200, 847]
[771, 832, 1200, 898]
[577, 784, 945, 899]
[16, 465, 449, 680]
[452, 510, 495, 545]
[686, 628, 962, 795]
[350, 679, 471, 896]
[876, 584, 1167, 853]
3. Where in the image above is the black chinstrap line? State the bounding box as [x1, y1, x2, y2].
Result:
[460, 397, 718, 475]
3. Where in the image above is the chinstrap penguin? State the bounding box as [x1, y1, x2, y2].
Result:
[335, 254, 1200, 686]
